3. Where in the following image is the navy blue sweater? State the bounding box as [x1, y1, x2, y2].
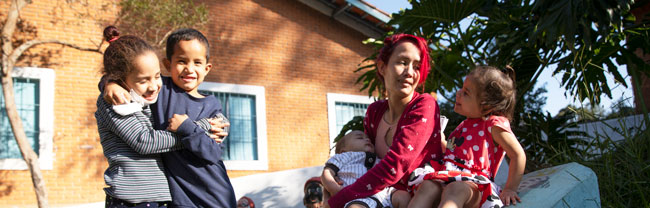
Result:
[152, 77, 236, 208]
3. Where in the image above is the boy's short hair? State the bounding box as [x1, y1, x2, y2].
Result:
[165, 28, 210, 60]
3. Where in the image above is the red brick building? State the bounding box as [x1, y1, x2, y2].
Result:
[0, 0, 389, 206]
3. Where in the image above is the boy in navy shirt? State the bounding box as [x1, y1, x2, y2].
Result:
[105, 28, 236, 207]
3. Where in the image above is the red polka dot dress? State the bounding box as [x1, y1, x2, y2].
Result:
[409, 115, 514, 208]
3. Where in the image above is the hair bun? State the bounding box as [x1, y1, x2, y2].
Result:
[103, 26, 120, 43]
[503, 65, 516, 82]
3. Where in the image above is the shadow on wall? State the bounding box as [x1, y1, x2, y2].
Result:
[0, 171, 14, 197]
[55, 98, 107, 179]
[231, 165, 323, 208]
[13, 18, 65, 68]
[239, 186, 294, 207]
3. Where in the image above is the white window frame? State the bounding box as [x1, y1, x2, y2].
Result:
[198, 82, 268, 170]
[0, 67, 54, 170]
[326, 93, 374, 155]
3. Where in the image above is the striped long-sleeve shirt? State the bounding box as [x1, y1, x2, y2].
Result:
[95, 96, 212, 203]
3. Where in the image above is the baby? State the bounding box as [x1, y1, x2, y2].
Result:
[322, 130, 410, 208]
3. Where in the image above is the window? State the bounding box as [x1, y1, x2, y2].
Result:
[326, 93, 373, 155]
[0, 67, 54, 170]
[199, 82, 267, 170]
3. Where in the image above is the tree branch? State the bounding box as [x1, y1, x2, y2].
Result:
[8, 39, 102, 66]
[1, 0, 29, 75]
[157, 29, 175, 48]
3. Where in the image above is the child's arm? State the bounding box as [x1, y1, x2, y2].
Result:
[321, 167, 343, 196]
[100, 76, 131, 105]
[168, 112, 226, 164]
[492, 127, 526, 206]
[104, 77, 228, 164]
[96, 97, 185, 154]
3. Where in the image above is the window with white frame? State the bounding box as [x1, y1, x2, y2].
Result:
[327, 93, 374, 155]
[0, 67, 54, 170]
[199, 82, 267, 170]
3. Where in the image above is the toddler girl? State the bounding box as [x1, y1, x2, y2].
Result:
[409, 66, 526, 208]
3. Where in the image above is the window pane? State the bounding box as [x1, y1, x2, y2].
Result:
[0, 78, 40, 159]
[200, 90, 257, 160]
[334, 102, 368, 135]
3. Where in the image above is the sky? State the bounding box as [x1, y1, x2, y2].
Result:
[364, 0, 635, 116]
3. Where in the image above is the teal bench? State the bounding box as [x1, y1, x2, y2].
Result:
[510, 162, 600, 207]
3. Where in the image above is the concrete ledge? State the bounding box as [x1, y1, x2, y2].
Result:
[64, 163, 599, 207]
[512, 162, 600, 207]
[231, 166, 324, 208]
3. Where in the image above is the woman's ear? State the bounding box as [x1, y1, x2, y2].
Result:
[376, 60, 385, 76]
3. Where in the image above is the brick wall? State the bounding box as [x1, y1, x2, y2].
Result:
[0, 0, 374, 206]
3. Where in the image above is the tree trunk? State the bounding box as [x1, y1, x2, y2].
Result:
[1, 74, 49, 207]
[2, 0, 49, 207]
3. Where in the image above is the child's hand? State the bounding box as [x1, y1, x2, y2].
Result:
[104, 82, 130, 105]
[208, 118, 230, 143]
[167, 114, 189, 132]
[499, 189, 521, 206]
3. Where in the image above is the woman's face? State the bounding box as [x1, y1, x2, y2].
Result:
[124, 51, 162, 102]
[379, 41, 421, 99]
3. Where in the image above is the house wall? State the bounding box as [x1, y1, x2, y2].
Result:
[0, 0, 374, 206]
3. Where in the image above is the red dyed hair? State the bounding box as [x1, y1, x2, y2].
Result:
[376, 34, 430, 93]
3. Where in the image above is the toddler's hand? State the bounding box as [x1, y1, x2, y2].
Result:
[167, 114, 189, 132]
[208, 118, 230, 143]
[499, 189, 521, 206]
[104, 82, 130, 105]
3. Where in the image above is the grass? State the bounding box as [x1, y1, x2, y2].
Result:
[532, 114, 650, 207]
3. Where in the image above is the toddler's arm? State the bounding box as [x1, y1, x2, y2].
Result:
[492, 127, 526, 206]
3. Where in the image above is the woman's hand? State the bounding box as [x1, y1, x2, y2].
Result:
[167, 114, 188, 132]
[208, 118, 230, 143]
[321, 168, 344, 196]
[499, 188, 521, 206]
[103, 82, 130, 105]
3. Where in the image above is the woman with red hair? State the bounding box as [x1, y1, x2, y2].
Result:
[327, 34, 443, 208]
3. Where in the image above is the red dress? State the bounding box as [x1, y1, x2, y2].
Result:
[410, 115, 513, 208]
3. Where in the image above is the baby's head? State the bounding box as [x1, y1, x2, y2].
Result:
[334, 130, 374, 154]
[461, 66, 516, 120]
